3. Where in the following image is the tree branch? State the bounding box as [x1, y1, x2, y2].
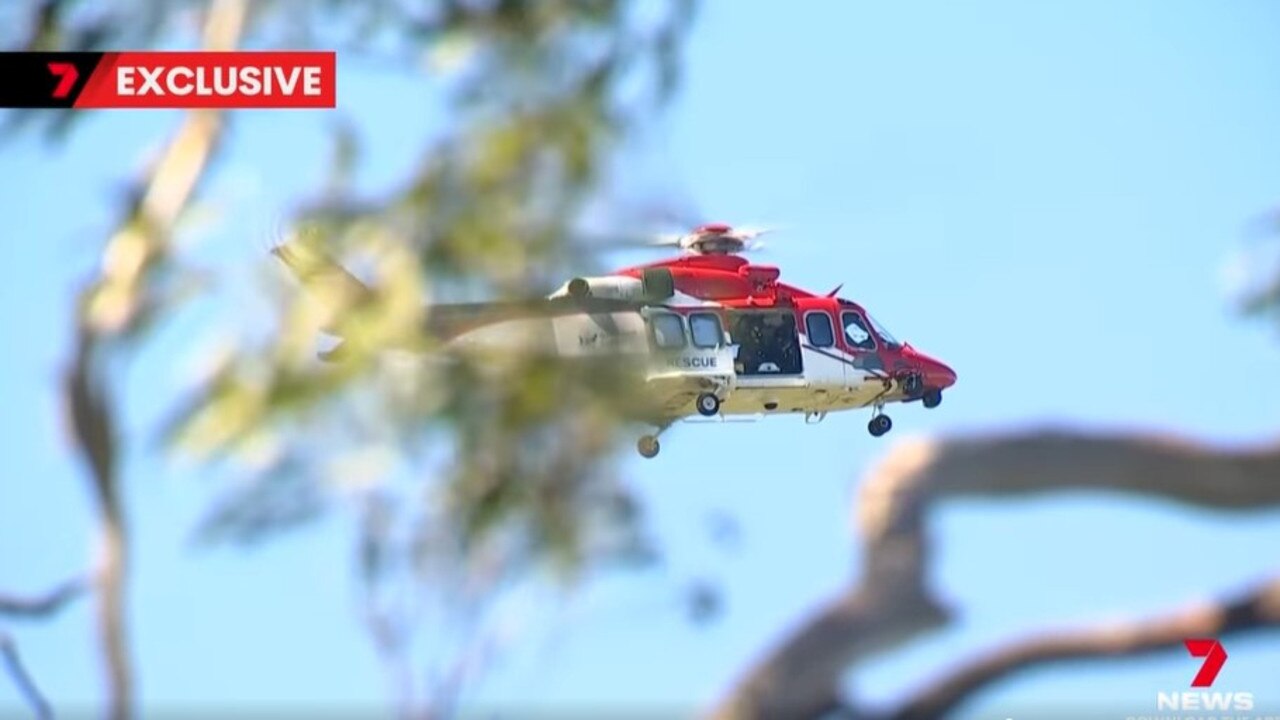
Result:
[0, 632, 52, 720]
[61, 2, 248, 718]
[64, 337, 130, 720]
[885, 576, 1280, 719]
[0, 576, 90, 619]
[711, 429, 1280, 720]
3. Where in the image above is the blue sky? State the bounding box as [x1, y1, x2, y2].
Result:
[3, 0, 1280, 716]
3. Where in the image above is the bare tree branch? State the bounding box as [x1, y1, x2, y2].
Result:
[884, 576, 1280, 719]
[65, 317, 130, 720]
[712, 429, 1280, 720]
[0, 631, 53, 720]
[0, 576, 90, 619]
[60, 2, 248, 717]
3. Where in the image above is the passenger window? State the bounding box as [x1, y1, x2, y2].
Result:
[842, 312, 876, 351]
[805, 312, 835, 348]
[651, 313, 686, 349]
[689, 312, 723, 348]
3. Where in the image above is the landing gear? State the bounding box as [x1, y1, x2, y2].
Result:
[637, 434, 661, 459]
[868, 412, 893, 438]
[922, 389, 943, 409]
[636, 419, 673, 459]
[695, 392, 721, 417]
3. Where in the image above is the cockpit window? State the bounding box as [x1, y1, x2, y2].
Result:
[689, 312, 723, 348]
[841, 312, 876, 351]
[867, 313, 900, 348]
[651, 312, 686, 349]
[805, 312, 835, 348]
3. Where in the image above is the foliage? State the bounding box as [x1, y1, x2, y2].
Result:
[5, 0, 698, 712]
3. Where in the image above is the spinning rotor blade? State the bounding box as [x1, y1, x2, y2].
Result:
[726, 225, 777, 253]
[649, 232, 687, 247]
[568, 221, 783, 256]
[568, 230, 684, 251]
[731, 225, 774, 240]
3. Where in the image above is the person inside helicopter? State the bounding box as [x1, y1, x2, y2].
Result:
[730, 311, 802, 376]
[730, 317, 760, 373]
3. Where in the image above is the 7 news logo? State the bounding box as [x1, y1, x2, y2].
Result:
[1185, 639, 1229, 688]
[1153, 639, 1255, 713]
[47, 61, 79, 98]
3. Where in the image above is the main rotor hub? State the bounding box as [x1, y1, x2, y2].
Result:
[684, 223, 748, 255]
[686, 235, 746, 256]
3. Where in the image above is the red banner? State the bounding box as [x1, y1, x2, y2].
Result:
[0, 51, 337, 109]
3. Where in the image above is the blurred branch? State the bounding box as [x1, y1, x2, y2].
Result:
[1236, 206, 1280, 325]
[0, 575, 91, 618]
[17, 0, 695, 716]
[712, 429, 1280, 720]
[65, 314, 131, 720]
[0, 632, 53, 720]
[882, 576, 1280, 719]
[61, 1, 247, 718]
[356, 495, 417, 718]
[0, 576, 89, 718]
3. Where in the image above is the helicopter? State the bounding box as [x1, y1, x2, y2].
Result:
[273, 222, 956, 458]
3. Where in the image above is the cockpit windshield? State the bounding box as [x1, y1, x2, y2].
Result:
[866, 313, 901, 348]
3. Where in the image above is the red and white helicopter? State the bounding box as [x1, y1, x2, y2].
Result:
[275, 223, 956, 458]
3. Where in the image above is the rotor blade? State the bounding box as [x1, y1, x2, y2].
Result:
[733, 225, 780, 241]
[569, 230, 685, 250]
[650, 232, 686, 246]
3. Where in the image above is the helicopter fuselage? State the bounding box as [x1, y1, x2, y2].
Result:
[455, 252, 956, 454]
[617, 253, 957, 413]
[275, 228, 956, 459]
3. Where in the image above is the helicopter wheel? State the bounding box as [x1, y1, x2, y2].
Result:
[868, 414, 893, 438]
[922, 389, 943, 409]
[695, 392, 721, 417]
[637, 435, 661, 459]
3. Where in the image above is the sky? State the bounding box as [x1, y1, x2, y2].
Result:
[3, 0, 1280, 717]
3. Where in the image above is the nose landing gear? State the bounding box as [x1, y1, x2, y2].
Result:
[868, 405, 893, 437]
[922, 389, 943, 409]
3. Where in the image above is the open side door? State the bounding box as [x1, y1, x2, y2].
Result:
[726, 309, 804, 379]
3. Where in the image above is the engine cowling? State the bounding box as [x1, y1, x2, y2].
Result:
[640, 268, 675, 300]
[552, 270, 675, 301]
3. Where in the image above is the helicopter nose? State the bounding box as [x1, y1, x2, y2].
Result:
[920, 355, 957, 389]
[932, 360, 957, 389]
[901, 345, 956, 391]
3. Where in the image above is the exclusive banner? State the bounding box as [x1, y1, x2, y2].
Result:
[0, 51, 336, 109]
